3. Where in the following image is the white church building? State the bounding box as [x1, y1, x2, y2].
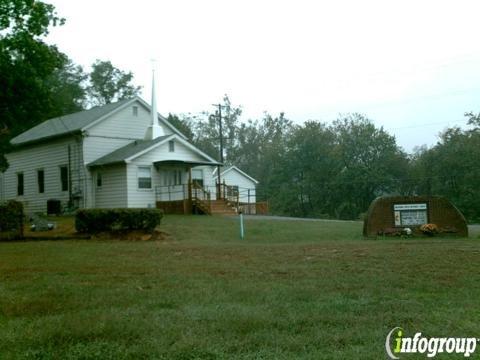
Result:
[0, 75, 259, 215]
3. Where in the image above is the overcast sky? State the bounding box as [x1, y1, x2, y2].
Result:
[45, 0, 480, 152]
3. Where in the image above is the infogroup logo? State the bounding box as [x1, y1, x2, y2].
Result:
[385, 327, 478, 359]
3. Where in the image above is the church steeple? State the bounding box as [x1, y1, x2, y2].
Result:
[145, 64, 164, 140]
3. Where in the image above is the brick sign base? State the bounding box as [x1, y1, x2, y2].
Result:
[363, 196, 468, 237]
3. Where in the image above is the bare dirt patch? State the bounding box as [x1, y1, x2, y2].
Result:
[92, 228, 174, 242]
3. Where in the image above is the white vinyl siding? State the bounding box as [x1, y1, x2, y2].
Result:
[126, 164, 157, 208]
[83, 102, 173, 164]
[93, 165, 127, 208]
[2, 100, 198, 211]
[221, 169, 257, 203]
[2, 137, 84, 213]
[83, 137, 132, 165]
[127, 140, 203, 208]
[81, 101, 174, 208]
[82, 101, 174, 183]
[133, 140, 205, 164]
[200, 166, 257, 203]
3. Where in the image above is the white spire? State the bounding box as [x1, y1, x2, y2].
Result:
[151, 69, 158, 127]
[145, 62, 164, 140]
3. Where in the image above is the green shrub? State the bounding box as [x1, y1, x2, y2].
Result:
[75, 208, 163, 234]
[0, 200, 24, 240]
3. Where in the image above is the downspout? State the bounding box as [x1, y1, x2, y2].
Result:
[80, 131, 91, 208]
[75, 135, 85, 208]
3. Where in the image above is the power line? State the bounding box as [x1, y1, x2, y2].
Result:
[384, 118, 470, 131]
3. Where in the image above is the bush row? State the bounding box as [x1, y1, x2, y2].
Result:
[75, 208, 163, 234]
[0, 200, 24, 240]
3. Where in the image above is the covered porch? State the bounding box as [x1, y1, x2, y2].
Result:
[154, 162, 267, 215]
[153, 160, 235, 215]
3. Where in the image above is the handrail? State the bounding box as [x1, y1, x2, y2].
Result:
[191, 182, 211, 214]
[155, 183, 260, 203]
[154, 182, 267, 215]
[192, 182, 211, 201]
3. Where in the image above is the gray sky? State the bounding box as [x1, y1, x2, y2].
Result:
[46, 0, 480, 152]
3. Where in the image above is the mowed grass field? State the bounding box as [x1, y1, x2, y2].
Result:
[1, 215, 479, 359]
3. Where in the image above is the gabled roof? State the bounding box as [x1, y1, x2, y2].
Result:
[88, 135, 173, 167]
[11, 99, 132, 145]
[88, 134, 221, 167]
[213, 165, 259, 184]
[10, 97, 186, 146]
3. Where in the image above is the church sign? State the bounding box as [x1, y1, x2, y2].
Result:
[393, 203, 428, 226]
[363, 196, 468, 237]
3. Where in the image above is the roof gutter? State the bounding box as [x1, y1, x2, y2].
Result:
[8, 130, 83, 151]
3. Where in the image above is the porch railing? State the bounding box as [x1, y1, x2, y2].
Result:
[155, 183, 268, 215]
[155, 183, 239, 203]
[192, 182, 211, 214]
[155, 184, 188, 202]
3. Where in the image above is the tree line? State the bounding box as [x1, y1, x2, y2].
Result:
[170, 96, 480, 222]
[2, 1, 479, 222]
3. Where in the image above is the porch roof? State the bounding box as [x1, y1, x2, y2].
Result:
[154, 160, 222, 167]
[88, 134, 222, 168]
[88, 135, 172, 167]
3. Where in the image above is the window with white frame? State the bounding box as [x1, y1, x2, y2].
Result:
[132, 106, 138, 116]
[137, 166, 152, 189]
[169, 140, 175, 152]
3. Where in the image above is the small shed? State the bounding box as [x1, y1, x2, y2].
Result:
[363, 195, 468, 237]
[213, 166, 259, 203]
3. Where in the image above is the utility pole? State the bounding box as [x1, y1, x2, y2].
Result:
[213, 103, 224, 198]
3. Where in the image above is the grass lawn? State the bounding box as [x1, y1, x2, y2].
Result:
[0, 215, 479, 359]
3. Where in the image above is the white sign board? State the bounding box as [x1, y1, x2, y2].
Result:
[394, 203, 427, 211]
[394, 203, 428, 226]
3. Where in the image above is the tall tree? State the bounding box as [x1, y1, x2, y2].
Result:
[87, 60, 141, 106]
[0, 0, 68, 170]
[411, 121, 480, 222]
[173, 95, 243, 162]
[330, 114, 408, 219]
[46, 59, 88, 114]
[166, 114, 195, 141]
[280, 122, 338, 217]
[244, 112, 293, 208]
